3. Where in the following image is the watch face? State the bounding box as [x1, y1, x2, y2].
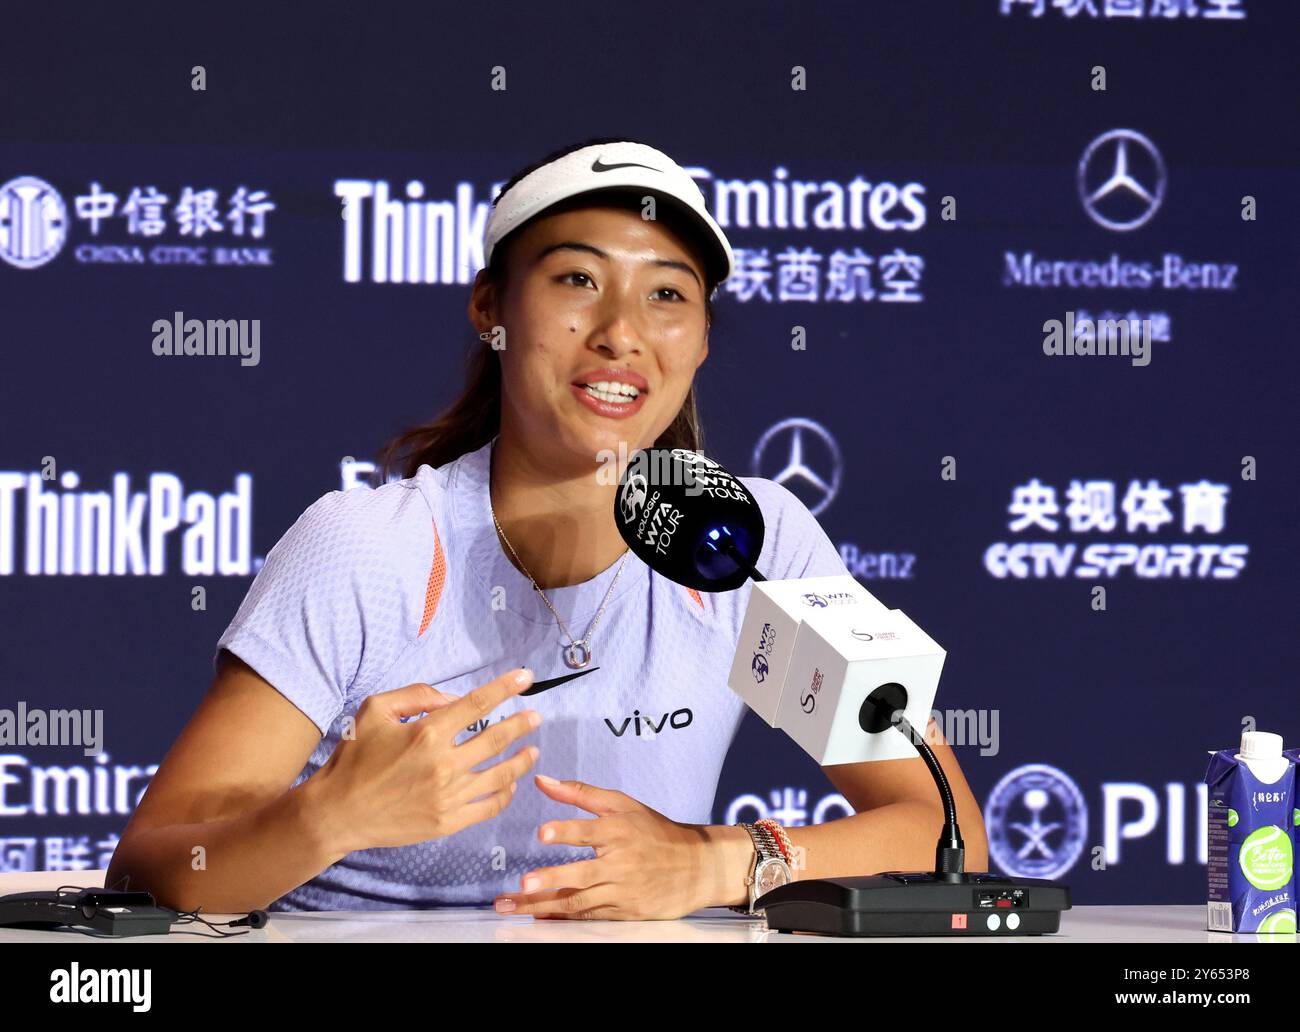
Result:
[756, 858, 791, 894]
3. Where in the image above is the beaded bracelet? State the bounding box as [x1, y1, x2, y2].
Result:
[755, 817, 795, 867]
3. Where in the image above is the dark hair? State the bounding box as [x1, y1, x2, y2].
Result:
[377, 136, 719, 481]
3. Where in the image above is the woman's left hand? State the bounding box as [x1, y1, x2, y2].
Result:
[492, 774, 738, 920]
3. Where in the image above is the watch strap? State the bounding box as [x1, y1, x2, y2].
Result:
[729, 822, 783, 915]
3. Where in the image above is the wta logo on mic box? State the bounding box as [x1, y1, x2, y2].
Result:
[728, 574, 947, 765]
[729, 575, 888, 724]
[779, 608, 946, 766]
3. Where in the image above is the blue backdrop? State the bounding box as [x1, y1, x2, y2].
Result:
[0, 0, 1296, 904]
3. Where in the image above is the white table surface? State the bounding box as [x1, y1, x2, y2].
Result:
[0, 869, 1258, 943]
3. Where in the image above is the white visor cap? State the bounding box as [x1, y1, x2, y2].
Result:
[482, 140, 734, 289]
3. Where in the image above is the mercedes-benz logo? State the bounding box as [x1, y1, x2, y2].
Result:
[751, 418, 843, 516]
[1077, 129, 1166, 232]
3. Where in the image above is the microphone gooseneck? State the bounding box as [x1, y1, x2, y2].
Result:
[890, 712, 966, 882]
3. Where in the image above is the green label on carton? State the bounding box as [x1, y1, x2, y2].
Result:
[1238, 826, 1293, 891]
[1227, 809, 1238, 827]
[1257, 909, 1296, 934]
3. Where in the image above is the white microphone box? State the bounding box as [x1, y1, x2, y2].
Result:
[727, 575, 889, 726]
[775, 607, 947, 766]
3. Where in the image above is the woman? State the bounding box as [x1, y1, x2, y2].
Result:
[107, 137, 988, 920]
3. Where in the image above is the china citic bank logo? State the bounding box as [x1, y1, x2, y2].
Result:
[0, 176, 68, 269]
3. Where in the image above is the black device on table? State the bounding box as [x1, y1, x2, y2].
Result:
[754, 685, 1071, 935]
[0, 885, 268, 937]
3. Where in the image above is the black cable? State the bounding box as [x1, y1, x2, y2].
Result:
[166, 908, 257, 937]
[46, 880, 261, 937]
[64, 922, 253, 940]
[716, 534, 765, 581]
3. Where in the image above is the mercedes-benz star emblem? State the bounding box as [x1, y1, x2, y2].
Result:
[1077, 129, 1166, 232]
[751, 418, 843, 516]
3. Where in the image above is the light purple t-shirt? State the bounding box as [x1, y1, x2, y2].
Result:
[215, 435, 849, 910]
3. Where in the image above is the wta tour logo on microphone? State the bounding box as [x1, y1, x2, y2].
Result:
[615, 449, 763, 592]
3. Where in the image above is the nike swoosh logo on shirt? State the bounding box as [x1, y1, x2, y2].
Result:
[520, 666, 600, 695]
[591, 158, 662, 174]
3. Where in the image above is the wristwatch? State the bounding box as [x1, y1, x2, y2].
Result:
[729, 821, 792, 915]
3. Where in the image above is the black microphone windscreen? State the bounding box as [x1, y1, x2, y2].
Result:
[614, 448, 765, 591]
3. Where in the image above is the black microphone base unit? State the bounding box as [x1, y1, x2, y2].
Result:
[0, 888, 176, 936]
[757, 872, 1071, 937]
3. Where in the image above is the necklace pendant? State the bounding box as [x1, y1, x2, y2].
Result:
[564, 641, 591, 669]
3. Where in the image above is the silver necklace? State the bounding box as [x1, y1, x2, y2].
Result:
[489, 479, 630, 670]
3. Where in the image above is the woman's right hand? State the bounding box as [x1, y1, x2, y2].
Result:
[310, 667, 541, 854]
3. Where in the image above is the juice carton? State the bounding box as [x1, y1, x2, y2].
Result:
[1205, 732, 1296, 933]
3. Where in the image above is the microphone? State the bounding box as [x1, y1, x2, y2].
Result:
[615, 448, 1071, 937]
[614, 447, 766, 590]
[615, 446, 935, 751]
